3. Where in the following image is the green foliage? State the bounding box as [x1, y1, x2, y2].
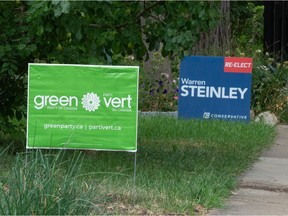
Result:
[230, 2, 264, 55]
[139, 73, 178, 111]
[0, 114, 26, 153]
[0, 2, 30, 134]
[251, 53, 288, 122]
[138, 52, 178, 111]
[144, 2, 220, 58]
[13, 1, 220, 64]
[0, 1, 220, 138]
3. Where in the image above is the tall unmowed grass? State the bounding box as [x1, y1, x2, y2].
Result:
[0, 116, 276, 215]
[0, 150, 103, 215]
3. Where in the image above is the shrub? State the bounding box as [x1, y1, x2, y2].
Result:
[139, 73, 178, 112]
[251, 54, 288, 122]
[138, 52, 178, 111]
[230, 2, 264, 56]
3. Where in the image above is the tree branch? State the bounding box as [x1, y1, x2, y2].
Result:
[136, 1, 162, 20]
[89, 1, 164, 30]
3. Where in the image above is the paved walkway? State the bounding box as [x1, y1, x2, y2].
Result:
[208, 125, 288, 215]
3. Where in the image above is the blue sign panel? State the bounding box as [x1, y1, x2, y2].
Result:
[178, 56, 253, 122]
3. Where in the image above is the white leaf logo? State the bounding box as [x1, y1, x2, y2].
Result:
[81, 93, 100, 112]
[203, 112, 210, 119]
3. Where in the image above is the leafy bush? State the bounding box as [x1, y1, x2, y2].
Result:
[0, 114, 26, 153]
[138, 52, 178, 111]
[139, 74, 178, 111]
[230, 2, 264, 55]
[251, 54, 288, 122]
[0, 1, 220, 138]
[0, 2, 31, 135]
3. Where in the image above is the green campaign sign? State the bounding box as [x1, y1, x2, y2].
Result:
[27, 64, 139, 152]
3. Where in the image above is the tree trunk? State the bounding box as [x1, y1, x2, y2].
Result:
[191, 0, 231, 56]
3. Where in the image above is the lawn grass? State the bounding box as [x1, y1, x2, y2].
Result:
[0, 116, 276, 215]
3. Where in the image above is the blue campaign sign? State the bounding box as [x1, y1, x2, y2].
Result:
[178, 56, 253, 122]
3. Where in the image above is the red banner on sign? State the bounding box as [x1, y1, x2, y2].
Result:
[224, 57, 253, 73]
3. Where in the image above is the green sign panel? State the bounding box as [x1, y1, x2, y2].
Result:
[27, 64, 139, 152]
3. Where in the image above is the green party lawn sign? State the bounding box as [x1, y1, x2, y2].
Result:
[27, 64, 139, 152]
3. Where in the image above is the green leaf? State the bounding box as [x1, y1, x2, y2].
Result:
[10, 63, 17, 71]
[60, 1, 71, 14]
[0, 49, 4, 58]
[30, 44, 37, 52]
[199, 9, 205, 19]
[75, 29, 82, 40]
[36, 26, 44, 36]
[46, 22, 54, 32]
[17, 44, 26, 51]
[7, 68, 14, 76]
[2, 62, 9, 70]
[78, 46, 86, 52]
[53, 6, 62, 17]
[51, 0, 61, 5]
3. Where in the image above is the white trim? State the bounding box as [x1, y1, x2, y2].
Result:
[26, 146, 137, 152]
[26, 64, 31, 149]
[26, 63, 139, 152]
[135, 67, 140, 152]
[29, 63, 139, 69]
